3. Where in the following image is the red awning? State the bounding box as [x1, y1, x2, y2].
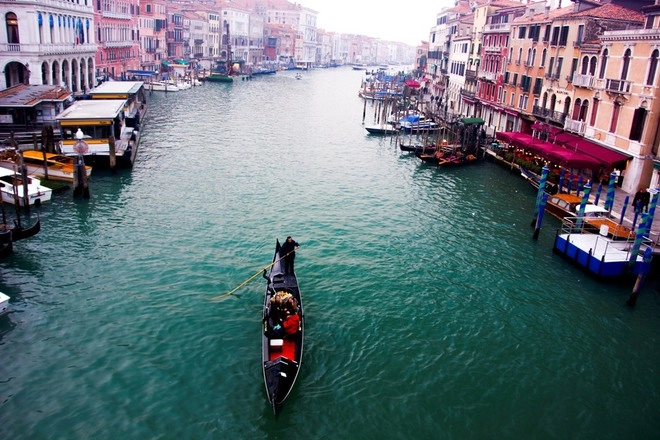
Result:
[405, 79, 420, 88]
[552, 133, 631, 167]
[546, 149, 602, 169]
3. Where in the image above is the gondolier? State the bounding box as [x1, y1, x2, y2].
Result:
[280, 236, 300, 274]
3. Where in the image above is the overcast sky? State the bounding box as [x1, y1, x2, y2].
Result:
[299, 0, 453, 46]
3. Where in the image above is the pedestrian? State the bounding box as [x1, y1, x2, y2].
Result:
[632, 187, 650, 213]
[280, 236, 300, 275]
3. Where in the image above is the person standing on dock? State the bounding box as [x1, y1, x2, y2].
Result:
[633, 188, 650, 213]
[280, 236, 300, 275]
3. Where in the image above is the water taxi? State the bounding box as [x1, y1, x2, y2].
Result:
[0, 149, 91, 183]
[0, 167, 52, 207]
[57, 99, 139, 168]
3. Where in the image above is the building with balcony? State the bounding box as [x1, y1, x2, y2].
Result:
[534, 2, 645, 140]
[1, 0, 96, 92]
[497, 2, 551, 134]
[140, 0, 168, 72]
[95, 0, 140, 82]
[477, 2, 526, 132]
[590, 3, 659, 193]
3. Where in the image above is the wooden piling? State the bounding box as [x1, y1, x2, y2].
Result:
[109, 135, 117, 171]
[73, 155, 90, 199]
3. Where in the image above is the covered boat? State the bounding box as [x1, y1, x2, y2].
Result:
[262, 239, 304, 416]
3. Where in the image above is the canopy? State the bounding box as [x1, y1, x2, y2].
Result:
[553, 132, 631, 167]
[546, 149, 602, 169]
[461, 117, 485, 125]
[496, 132, 601, 169]
[404, 79, 420, 88]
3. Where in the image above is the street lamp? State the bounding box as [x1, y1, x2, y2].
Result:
[73, 128, 90, 198]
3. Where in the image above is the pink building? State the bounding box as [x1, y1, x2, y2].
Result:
[94, 0, 141, 81]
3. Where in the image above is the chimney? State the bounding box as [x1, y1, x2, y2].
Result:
[545, 5, 550, 18]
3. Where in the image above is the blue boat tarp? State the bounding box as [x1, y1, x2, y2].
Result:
[403, 115, 420, 123]
[127, 70, 158, 77]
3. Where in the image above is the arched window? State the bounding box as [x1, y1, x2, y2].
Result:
[5, 12, 19, 44]
[526, 48, 532, 65]
[541, 48, 547, 67]
[590, 99, 599, 126]
[647, 49, 658, 86]
[579, 100, 589, 122]
[531, 48, 536, 66]
[610, 101, 621, 133]
[599, 49, 608, 79]
[572, 98, 582, 120]
[621, 48, 631, 80]
[581, 56, 589, 75]
[589, 56, 597, 76]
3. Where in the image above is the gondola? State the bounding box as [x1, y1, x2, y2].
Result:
[0, 229, 12, 258]
[262, 239, 304, 416]
[0, 217, 40, 242]
[9, 217, 40, 241]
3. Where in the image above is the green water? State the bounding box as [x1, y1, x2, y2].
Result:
[1, 68, 659, 439]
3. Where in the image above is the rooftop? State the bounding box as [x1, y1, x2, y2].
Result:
[0, 85, 71, 108]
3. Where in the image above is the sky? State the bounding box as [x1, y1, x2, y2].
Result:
[299, 0, 454, 46]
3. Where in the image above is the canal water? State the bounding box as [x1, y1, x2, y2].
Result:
[1, 68, 659, 439]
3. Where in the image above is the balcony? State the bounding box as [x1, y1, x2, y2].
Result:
[194, 39, 204, 45]
[480, 71, 496, 81]
[484, 45, 502, 53]
[484, 23, 511, 33]
[533, 105, 549, 118]
[465, 70, 477, 81]
[104, 41, 135, 48]
[564, 118, 586, 135]
[549, 110, 567, 124]
[573, 73, 595, 88]
[460, 88, 476, 98]
[605, 78, 632, 94]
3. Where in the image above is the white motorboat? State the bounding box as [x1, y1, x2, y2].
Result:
[147, 81, 180, 92]
[0, 291, 9, 315]
[0, 167, 53, 207]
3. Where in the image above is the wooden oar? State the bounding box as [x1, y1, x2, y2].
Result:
[211, 247, 298, 301]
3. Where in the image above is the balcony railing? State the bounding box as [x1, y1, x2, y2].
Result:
[533, 105, 549, 117]
[605, 78, 632, 94]
[104, 41, 135, 48]
[550, 110, 567, 124]
[460, 88, 476, 98]
[572, 73, 595, 88]
[484, 23, 511, 33]
[480, 71, 496, 81]
[564, 118, 586, 135]
[465, 70, 477, 81]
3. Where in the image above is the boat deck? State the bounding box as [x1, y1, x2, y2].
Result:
[557, 233, 643, 263]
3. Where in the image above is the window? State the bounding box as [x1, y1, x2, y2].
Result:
[517, 47, 522, 64]
[541, 49, 547, 67]
[576, 25, 584, 46]
[579, 100, 589, 122]
[548, 57, 554, 76]
[543, 25, 551, 42]
[5, 12, 19, 44]
[510, 93, 515, 106]
[629, 107, 647, 141]
[621, 48, 631, 80]
[555, 57, 563, 77]
[559, 26, 569, 46]
[599, 49, 608, 79]
[581, 56, 589, 75]
[518, 26, 526, 39]
[551, 27, 559, 45]
[589, 56, 597, 76]
[648, 50, 659, 86]
[609, 102, 621, 133]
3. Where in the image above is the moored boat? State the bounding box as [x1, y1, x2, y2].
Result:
[365, 123, 399, 135]
[57, 99, 140, 168]
[262, 239, 304, 416]
[0, 291, 9, 314]
[0, 149, 92, 183]
[0, 230, 12, 259]
[146, 81, 181, 92]
[0, 168, 52, 207]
